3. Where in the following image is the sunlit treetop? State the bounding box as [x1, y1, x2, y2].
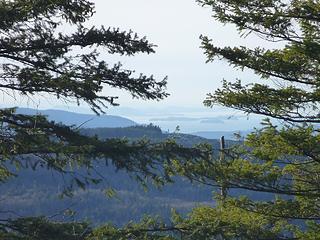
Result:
[199, 0, 320, 123]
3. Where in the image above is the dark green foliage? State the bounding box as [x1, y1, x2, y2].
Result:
[0, 0, 168, 113]
[80, 124, 164, 140]
[0, 217, 91, 240]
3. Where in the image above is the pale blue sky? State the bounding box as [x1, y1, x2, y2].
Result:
[2, 0, 274, 132]
[90, 0, 260, 108]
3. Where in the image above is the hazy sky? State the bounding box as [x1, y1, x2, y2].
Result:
[2, 0, 267, 109]
[2, 0, 273, 131]
[90, 0, 263, 108]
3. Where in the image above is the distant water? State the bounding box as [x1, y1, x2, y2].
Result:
[118, 112, 263, 133]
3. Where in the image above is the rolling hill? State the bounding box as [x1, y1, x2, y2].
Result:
[15, 108, 137, 128]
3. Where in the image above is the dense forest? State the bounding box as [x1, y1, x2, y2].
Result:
[1, 125, 226, 226]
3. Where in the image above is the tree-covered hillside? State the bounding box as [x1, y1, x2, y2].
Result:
[1, 125, 223, 226]
[80, 124, 225, 147]
[16, 108, 137, 128]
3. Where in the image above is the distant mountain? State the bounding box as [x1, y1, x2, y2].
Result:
[15, 108, 137, 128]
[191, 130, 251, 140]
